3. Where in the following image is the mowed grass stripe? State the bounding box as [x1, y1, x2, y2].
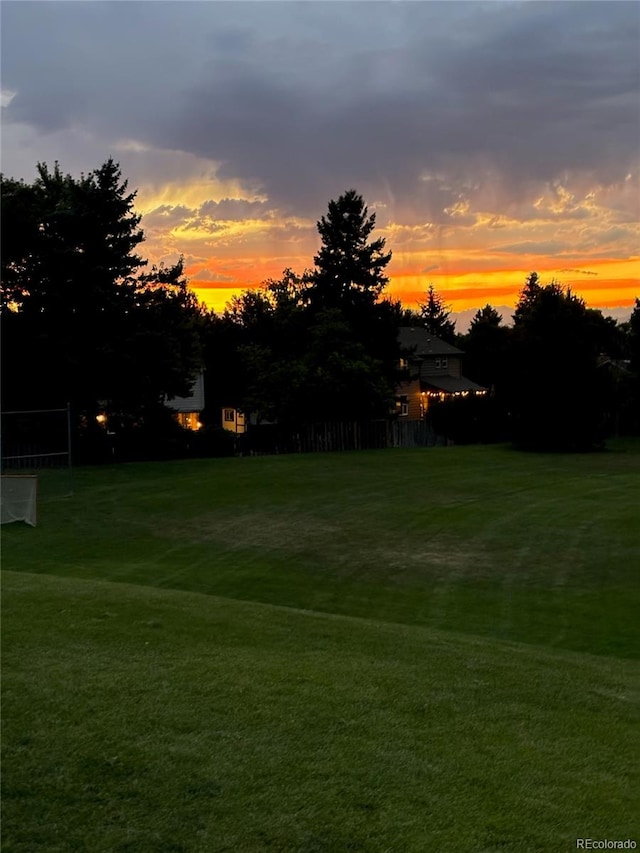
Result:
[2, 570, 639, 853]
[3, 443, 640, 658]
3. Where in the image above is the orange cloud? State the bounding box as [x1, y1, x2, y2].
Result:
[137, 177, 638, 316]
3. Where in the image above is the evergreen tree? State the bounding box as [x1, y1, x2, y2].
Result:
[629, 298, 640, 375]
[623, 298, 640, 433]
[418, 284, 456, 343]
[310, 189, 392, 314]
[512, 271, 542, 325]
[469, 304, 503, 332]
[462, 304, 510, 390]
[1, 161, 204, 424]
[309, 189, 399, 418]
[508, 276, 607, 450]
[1, 160, 145, 317]
[218, 191, 400, 425]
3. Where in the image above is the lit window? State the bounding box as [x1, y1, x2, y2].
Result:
[396, 396, 409, 417]
[177, 412, 200, 430]
[399, 357, 408, 370]
[224, 409, 235, 422]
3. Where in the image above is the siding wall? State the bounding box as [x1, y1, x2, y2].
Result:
[165, 371, 205, 413]
[397, 378, 424, 420]
[420, 356, 462, 379]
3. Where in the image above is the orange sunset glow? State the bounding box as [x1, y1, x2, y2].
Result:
[136, 176, 639, 322]
[3, 1, 638, 326]
[186, 259, 638, 319]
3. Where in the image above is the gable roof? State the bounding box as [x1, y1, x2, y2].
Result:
[398, 326, 463, 357]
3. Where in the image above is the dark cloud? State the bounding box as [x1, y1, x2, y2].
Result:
[143, 205, 194, 229]
[198, 199, 273, 220]
[2, 1, 638, 221]
[489, 240, 569, 255]
[190, 268, 235, 283]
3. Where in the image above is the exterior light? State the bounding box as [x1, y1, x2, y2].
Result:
[96, 414, 107, 424]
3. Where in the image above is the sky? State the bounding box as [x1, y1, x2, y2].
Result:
[2, 1, 639, 325]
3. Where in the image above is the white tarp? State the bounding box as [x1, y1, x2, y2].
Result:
[1, 475, 37, 526]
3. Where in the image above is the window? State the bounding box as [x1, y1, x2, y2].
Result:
[396, 396, 409, 417]
[177, 412, 201, 431]
[435, 356, 448, 369]
[399, 357, 408, 370]
[224, 409, 235, 422]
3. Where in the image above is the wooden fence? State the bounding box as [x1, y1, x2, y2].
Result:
[391, 419, 442, 448]
[241, 419, 442, 455]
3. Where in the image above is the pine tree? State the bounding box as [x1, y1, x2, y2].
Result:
[221, 191, 399, 424]
[508, 275, 607, 450]
[1, 160, 204, 418]
[418, 284, 456, 342]
[310, 189, 392, 313]
[462, 304, 510, 393]
[1, 159, 145, 318]
[469, 304, 503, 332]
[512, 271, 542, 325]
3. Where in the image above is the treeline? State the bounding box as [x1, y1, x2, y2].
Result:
[1, 160, 207, 459]
[428, 277, 640, 450]
[2, 160, 639, 459]
[200, 215, 640, 453]
[203, 188, 403, 429]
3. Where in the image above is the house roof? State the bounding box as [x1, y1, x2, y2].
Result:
[420, 374, 487, 394]
[399, 326, 463, 356]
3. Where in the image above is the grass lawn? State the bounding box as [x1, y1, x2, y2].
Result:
[2, 442, 640, 850]
[3, 442, 640, 657]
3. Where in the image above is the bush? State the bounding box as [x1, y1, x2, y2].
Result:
[187, 425, 236, 458]
[428, 395, 508, 445]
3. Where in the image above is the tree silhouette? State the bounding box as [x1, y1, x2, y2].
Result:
[463, 304, 510, 390]
[310, 189, 392, 314]
[214, 191, 400, 425]
[1, 161, 204, 421]
[512, 271, 542, 325]
[418, 284, 456, 343]
[509, 276, 607, 450]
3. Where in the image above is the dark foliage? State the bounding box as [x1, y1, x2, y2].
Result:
[508, 277, 608, 451]
[210, 190, 401, 425]
[418, 285, 456, 343]
[309, 189, 392, 314]
[461, 305, 510, 390]
[428, 395, 508, 445]
[618, 298, 640, 434]
[1, 160, 207, 458]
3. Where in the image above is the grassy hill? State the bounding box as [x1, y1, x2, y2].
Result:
[3, 443, 640, 657]
[2, 442, 640, 851]
[3, 570, 638, 852]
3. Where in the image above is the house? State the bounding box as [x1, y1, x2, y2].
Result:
[165, 371, 205, 430]
[221, 407, 246, 434]
[396, 327, 487, 418]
